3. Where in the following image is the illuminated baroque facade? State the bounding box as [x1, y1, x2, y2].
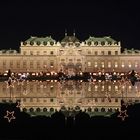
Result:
[0, 34, 140, 74]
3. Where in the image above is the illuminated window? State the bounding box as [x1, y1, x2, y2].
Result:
[50, 61, 54, 67]
[108, 62, 111, 68]
[121, 61, 125, 67]
[101, 62, 104, 68]
[87, 62, 91, 67]
[135, 61, 138, 68]
[128, 61, 131, 68]
[95, 62, 98, 68]
[95, 85, 98, 91]
[108, 86, 111, 91]
[101, 86, 104, 91]
[115, 86, 118, 91]
[114, 61, 118, 68]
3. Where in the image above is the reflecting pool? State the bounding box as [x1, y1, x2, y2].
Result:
[0, 80, 140, 115]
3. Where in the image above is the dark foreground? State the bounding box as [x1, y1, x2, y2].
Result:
[0, 103, 140, 139]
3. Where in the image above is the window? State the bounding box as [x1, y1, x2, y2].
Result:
[135, 61, 138, 68]
[108, 51, 111, 55]
[114, 61, 118, 68]
[23, 51, 26, 55]
[30, 61, 33, 68]
[94, 42, 98, 45]
[50, 61, 54, 67]
[3, 61, 6, 66]
[115, 86, 118, 91]
[101, 86, 104, 91]
[30, 51, 33, 55]
[17, 61, 20, 68]
[95, 51, 98, 55]
[121, 61, 125, 68]
[10, 61, 13, 68]
[115, 51, 118, 55]
[101, 41, 105, 45]
[95, 85, 98, 91]
[115, 98, 118, 102]
[37, 61, 40, 68]
[101, 62, 104, 68]
[77, 59, 81, 61]
[37, 51, 40, 55]
[95, 62, 98, 68]
[95, 98, 98, 102]
[61, 59, 65, 61]
[87, 61, 91, 67]
[59, 50, 64, 54]
[108, 62, 111, 68]
[23, 61, 26, 68]
[128, 61, 131, 68]
[88, 50, 91, 54]
[30, 98, 33, 102]
[101, 98, 105, 102]
[108, 86, 111, 91]
[50, 51, 54, 55]
[44, 51, 47, 54]
[69, 59, 72, 61]
[101, 51, 104, 55]
[78, 50, 82, 54]
[50, 98, 54, 102]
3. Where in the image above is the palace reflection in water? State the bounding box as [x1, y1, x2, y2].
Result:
[0, 80, 140, 116]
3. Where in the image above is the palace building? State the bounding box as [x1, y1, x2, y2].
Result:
[0, 33, 140, 74]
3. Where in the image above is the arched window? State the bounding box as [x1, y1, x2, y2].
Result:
[101, 108, 105, 112]
[50, 108, 54, 112]
[101, 41, 105, 45]
[36, 41, 41, 45]
[43, 108, 47, 112]
[36, 108, 41, 112]
[23, 42, 27, 45]
[87, 41, 91, 46]
[29, 108, 34, 112]
[30, 41, 34, 45]
[43, 41, 47, 45]
[50, 41, 54, 45]
[94, 108, 98, 112]
[23, 108, 27, 112]
[94, 41, 98, 45]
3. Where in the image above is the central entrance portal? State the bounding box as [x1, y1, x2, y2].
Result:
[65, 63, 82, 76]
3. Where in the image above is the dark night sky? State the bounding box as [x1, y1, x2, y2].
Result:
[0, 0, 139, 50]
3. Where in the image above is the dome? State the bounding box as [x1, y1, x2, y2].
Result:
[61, 35, 80, 43]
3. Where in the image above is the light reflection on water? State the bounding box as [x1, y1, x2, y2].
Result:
[0, 80, 140, 112]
